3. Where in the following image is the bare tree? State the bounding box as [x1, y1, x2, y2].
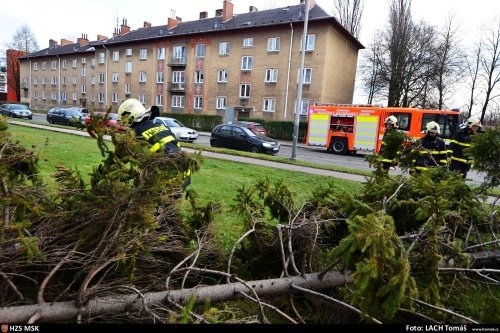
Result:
[464, 41, 483, 117]
[360, 32, 385, 103]
[5, 24, 39, 53]
[333, 0, 364, 39]
[479, 19, 500, 123]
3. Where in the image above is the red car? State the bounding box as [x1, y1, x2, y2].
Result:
[84, 112, 125, 132]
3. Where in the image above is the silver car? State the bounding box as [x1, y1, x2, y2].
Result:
[0, 103, 33, 119]
[153, 117, 198, 142]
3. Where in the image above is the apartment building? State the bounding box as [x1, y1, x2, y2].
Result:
[18, 0, 364, 121]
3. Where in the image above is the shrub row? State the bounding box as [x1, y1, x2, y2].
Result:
[160, 113, 223, 132]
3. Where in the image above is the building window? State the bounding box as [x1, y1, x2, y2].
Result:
[42, 91, 46, 100]
[62, 76, 67, 85]
[72, 59, 77, 68]
[51, 92, 57, 101]
[126, 48, 132, 56]
[156, 94, 163, 106]
[42, 77, 46, 85]
[51, 76, 57, 85]
[99, 73, 105, 83]
[156, 72, 164, 83]
[263, 98, 276, 112]
[51, 61, 58, 70]
[172, 71, 184, 83]
[112, 72, 119, 83]
[91, 93, 95, 102]
[172, 95, 184, 108]
[139, 49, 147, 60]
[216, 96, 227, 110]
[301, 34, 316, 51]
[240, 84, 251, 98]
[33, 91, 38, 99]
[267, 37, 280, 52]
[196, 44, 205, 58]
[99, 92, 105, 103]
[91, 58, 95, 68]
[72, 76, 77, 85]
[99, 52, 105, 64]
[90, 76, 95, 85]
[298, 68, 312, 84]
[33, 77, 38, 85]
[217, 70, 228, 83]
[61, 92, 66, 101]
[33, 63, 38, 71]
[112, 93, 119, 103]
[265, 68, 278, 83]
[300, 100, 309, 115]
[173, 46, 186, 59]
[125, 62, 132, 73]
[139, 72, 147, 83]
[112, 51, 119, 62]
[157, 48, 165, 60]
[81, 57, 86, 64]
[42, 62, 47, 70]
[219, 42, 230, 56]
[72, 92, 77, 101]
[194, 70, 204, 84]
[81, 67, 86, 77]
[194, 96, 203, 109]
[81, 85, 86, 94]
[138, 94, 145, 104]
[243, 38, 253, 47]
[241, 56, 253, 71]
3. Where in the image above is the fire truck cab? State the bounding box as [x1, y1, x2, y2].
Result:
[306, 104, 460, 155]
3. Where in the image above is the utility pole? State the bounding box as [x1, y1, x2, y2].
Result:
[291, 0, 310, 160]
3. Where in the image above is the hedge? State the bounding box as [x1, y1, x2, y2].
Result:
[160, 113, 223, 132]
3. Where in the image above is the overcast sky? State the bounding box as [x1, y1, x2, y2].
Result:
[1, 0, 499, 105]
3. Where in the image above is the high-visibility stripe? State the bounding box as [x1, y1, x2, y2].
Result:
[439, 160, 448, 164]
[149, 135, 176, 152]
[309, 129, 328, 133]
[381, 158, 394, 163]
[418, 150, 447, 155]
[451, 156, 473, 164]
[356, 140, 376, 145]
[415, 166, 429, 171]
[449, 140, 471, 147]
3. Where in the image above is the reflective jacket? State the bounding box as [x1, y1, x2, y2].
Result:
[133, 120, 181, 153]
[412, 135, 448, 171]
[449, 128, 473, 166]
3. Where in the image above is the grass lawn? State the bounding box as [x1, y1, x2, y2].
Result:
[7, 123, 363, 252]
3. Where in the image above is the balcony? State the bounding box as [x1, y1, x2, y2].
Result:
[167, 57, 186, 67]
[167, 82, 186, 93]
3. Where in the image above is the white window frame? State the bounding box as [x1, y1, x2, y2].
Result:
[156, 71, 164, 83]
[33, 77, 38, 85]
[51, 61, 58, 70]
[42, 91, 46, 100]
[125, 62, 132, 73]
[90, 76, 95, 85]
[265, 68, 278, 83]
[139, 72, 147, 83]
[217, 69, 228, 83]
[42, 62, 47, 70]
[157, 48, 165, 60]
[139, 49, 147, 60]
[156, 94, 163, 106]
[99, 52, 105, 64]
[298, 68, 312, 84]
[81, 67, 86, 77]
[300, 99, 309, 116]
[60, 92, 66, 101]
[173, 46, 185, 59]
[81, 85, 86, 94]
[99, 92, 105, 103]
[112, 72, 119, 83]
[61, 76, 67, 85]
[126, 48, 133, 56]
[216, 96, 227, 110]
[240, 84, 251, 98]
[51, 76, 57, 85]
[72, 92, 77, 101]
[267, 37, 280, 52]
[112, 51, 119, 62]
[72, 59, 77, 68]
[172, 71, 185, 83]
[72, 76, 77, 85]
[219, 42, 230, 56]
[81, 57, 86, 64]
[91, 58, 96, 68]
[194, 70, 204, 84]
[62, 60, 67, 69]
[138, 94, 145, 104]
[125, 83, 131, 94]
[99, 73, 105, 83]
[301, 34, 316, 51]
[263, 98, 276, 112]
[42, 77, 46, 85]
[51, 92, 57, 101]
[196, 44, 205, 58]
[241, 56, 253, 71]
[112, 92, 119, 103]
[243, 38, 253, 47]
[33, 63, 38, 71]
[193, 96, 203, 109]
[172, 95, 185, 108]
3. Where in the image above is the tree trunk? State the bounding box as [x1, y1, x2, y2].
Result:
[0, 271, 351, 323]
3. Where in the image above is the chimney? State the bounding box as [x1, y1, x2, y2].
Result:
[120, 18, 130, 34]
[167, 17, 179, 29]
[215, 9, 223, 16]
[77, 33, 89, 46]
[222, 0, 233, 22]
[143, 21, 151, 28]
[49, 39, 58, 48]
[113, 27, 120, 37]
[60, 38, 73, 46]
[97, 34, 108, 41]
[249, 6, 258, 12]
[176, 16, 182, 23]
[200, 11, 208, 19]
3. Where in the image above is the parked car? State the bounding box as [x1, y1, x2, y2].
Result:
[153, 117, 198, 142]
[210, 124, 280, 154]
[84, 112, 125, 132]
[234, 121, 268, 136]
[46, 108, 84, 126]
[69, 107, 90, 116]
[0, 103, 33, 119]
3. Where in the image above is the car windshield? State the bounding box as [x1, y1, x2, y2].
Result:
[164, 119, 184, 127]
[12, 104, 29, 110]
[106, 114, 118, 120]
[67, 110, 83, 117]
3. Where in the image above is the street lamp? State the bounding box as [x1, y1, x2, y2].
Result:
[291, 0, 310, 160]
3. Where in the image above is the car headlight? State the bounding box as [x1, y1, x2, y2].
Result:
[262, 143, 273, 148]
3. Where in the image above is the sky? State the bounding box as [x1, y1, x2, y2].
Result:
[1, 0, 499, 105]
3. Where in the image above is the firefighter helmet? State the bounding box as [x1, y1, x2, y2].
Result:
[118, 98, 151, 126]
[466, 117, 482, 128]
[384, 116, 398, 126]
[425, 121, 440, 134]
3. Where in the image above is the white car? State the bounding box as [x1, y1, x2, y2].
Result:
[153, 117, 198, 142]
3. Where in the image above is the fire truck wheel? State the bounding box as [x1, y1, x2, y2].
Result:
[330, 138, 348, 155]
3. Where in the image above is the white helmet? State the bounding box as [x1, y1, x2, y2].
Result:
[384, 116, 398, 126]
[425, 121, 440, 134]
[118, 98, 151, 126]
[466, 117, 482, 128]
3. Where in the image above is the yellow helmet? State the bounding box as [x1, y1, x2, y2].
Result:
[425, 121, 440, 134]
[384, 116, 398, 126]
[117, 98, 151, 126]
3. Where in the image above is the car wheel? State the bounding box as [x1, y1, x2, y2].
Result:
[65, 119, 70, 126]
[210, 139, 220, 147]
[330, 138, 348, 155]
[249, 145, 260, 153]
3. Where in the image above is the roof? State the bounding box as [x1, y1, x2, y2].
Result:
[21, 3, 364, 59]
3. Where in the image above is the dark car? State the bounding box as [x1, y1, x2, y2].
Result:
[46, 108, 84, 126]
[210, 124, 280, 154]
[234, 121, 268, 136]
[0, 103, 33, 119]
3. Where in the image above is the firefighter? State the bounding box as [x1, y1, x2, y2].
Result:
[409, 121, 448, 173]
[449, 116, 482, 179]
[117, 98, 191, 193]
[379, 116, 401, 171]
